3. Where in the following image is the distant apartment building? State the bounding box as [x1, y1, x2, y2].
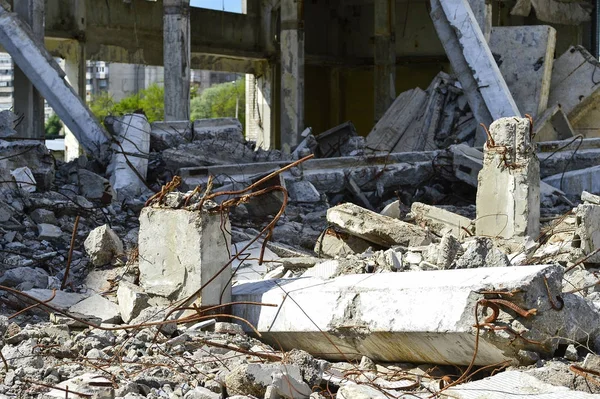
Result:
[0, 53, 12, 112]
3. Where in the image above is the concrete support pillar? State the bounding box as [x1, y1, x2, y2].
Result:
[63, 41, 86, 162]
[13, 0, 45, 138]
[476, 117, 540, 240]
[373, 0, 396, 123]
[246, 63, 274, 149]
[163, 0, 191, 122]
[280, 0, 305, 153]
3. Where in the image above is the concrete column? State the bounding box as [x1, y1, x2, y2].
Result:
[280, 0, 305, 153]
[476, 117, 540, 240]
[373, 0, 396, 123]
[246, 63, 274, 149]
[63, 41, 86, 162]
[163, 0, 191, 122]
[13, 0, 45, 138]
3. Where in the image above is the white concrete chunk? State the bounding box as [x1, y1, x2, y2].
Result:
[69, 294, 121, 324]
[490, 25, 556, 118]
[37, 223, 62, 241]
[84, 224, 124, 267]
[138, 207, 231, 304]
[327, 203, 432, 247]
[117, 281, 150, 323]
[411, 202, 474, 239]
[543, 165, 600, 196]
[233, 265, 598, 365]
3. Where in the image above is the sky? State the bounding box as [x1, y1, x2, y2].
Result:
[190, 0, 242, 13]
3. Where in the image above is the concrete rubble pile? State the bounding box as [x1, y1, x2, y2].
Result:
[5, 1, 600, 399]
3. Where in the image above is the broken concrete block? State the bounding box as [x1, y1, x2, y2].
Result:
[313, 121, 358, 158]
[271, 371, 312, 399]
[327, 203, 432, 248]
[430, 0, 520, 142]
[572, 204, 600, 263]
[490, 25, 556, 118]
[0, 140, 54, 192]
[84, 224, 124, 267]
[76, 169, 114, 201]
[454, 237, 510, 269]
[543, 165, 600, 196]
[337, 383, 388, 399]
[510, 0, 592, 26]
[107, 113, 151, 201]
[23, 288, 88, 310]
[0, 9, 110, 159]
[301, 260, 341, 279]
[234, 264, 598, 365]
[366, 88, 427, 153]
[582, 191, 600, 204]
[192, 118, 244, 142]
[437, 233, 461, 269]
[245, 171, 286, 218]
[288, 180, 321, 203]
[548, 46, 600, 126]
[411, 202, 474, 239]
[476, 117, 540, 239]
[534, 104, 575, 142]
[0, 267, 49, 288]
[445, 370, 598, 398]
[138, 206, 231, 304]
[150, 120, 191, 151]
[10, 166, 36, 192]
[69, 294, 121, 324]
[45, 373, 114, 399]
[117, 281, 150, 323]
[224, 363, 303, 398]
[37, 223, 62, 241]
[183, 386, 220, 399]
[30, 209, 57, 225]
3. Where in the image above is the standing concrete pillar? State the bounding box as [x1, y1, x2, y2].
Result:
[374, 0, 396, 123]
[163, 0, 191, 121]
[280, 0, 305, 153]
[13, 0, 45, 138]
[476, 117, 540, 240]
[63, 41, 86, 162]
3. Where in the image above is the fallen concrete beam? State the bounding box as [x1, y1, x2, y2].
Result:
[489, 25, 555, 118]
[0, 8, 110, 160]
[548, 46, 600, 126]
[180, 151, 438, 195]
[543, 165, 600, 197]
[327, 203, 433, 247]
[430, 0, 520, 143]
[233, 265, 599, 365]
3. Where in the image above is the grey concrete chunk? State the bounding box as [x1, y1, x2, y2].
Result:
[225, 364, 303, 398]
[327, 203, 432, 248]
[411, 202, 474, 239]
[117, 281, 150, 323]
[84, 224, 124, 267]
[77, 169, 114, 201]
[272, 371, 312, 399]
[490, 25, 556, 118]
[543, 165, 600, 196]
[288, 180, 321, 203]
[37, 223, 62, 240]
[29, 208, 57, 225]
[69, 294, 121, 324]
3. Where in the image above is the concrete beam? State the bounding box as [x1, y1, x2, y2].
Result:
[13, 0, 45, 139]
[163, 0, 190, 121]
[233, 265, 599, 365]
[373, 0, 396, 122]
[280, 0, 305, 153]
[430, 0, 520, 143]
[0, 8, 110, 159]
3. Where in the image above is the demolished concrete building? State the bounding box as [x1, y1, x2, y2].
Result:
[5, 0, 600, 398]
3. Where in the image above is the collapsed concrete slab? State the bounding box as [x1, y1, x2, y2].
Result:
[548, 46, 600, 126]
[314, 228, 375, 258]
[533, 104, 575, 142]
[327, 203, 433, 247]
[138, 205, 232, 305]
[543, 165, 600, 196]
[489, 25, 556, 118]
[0, 8, 110, 159]
[430, 0, 520, 141]
[476, 117, 540, 239]
[0, 140, 54, 192]
[233, 265, 599, 365]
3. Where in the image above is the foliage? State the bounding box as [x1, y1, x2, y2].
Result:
[89, 84, 165, 123]
[44, 113, 63, 138]
[190, 78, 245, 127]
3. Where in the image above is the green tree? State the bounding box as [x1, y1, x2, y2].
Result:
[44, 113, 63, 138]
[190, 78, 245, 127]
[89, 91, 115, 123]
[89, 84, 165, 124]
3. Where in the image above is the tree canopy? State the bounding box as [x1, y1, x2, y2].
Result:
[44, 113, 63, 138]
[191, 78, 245, 128]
